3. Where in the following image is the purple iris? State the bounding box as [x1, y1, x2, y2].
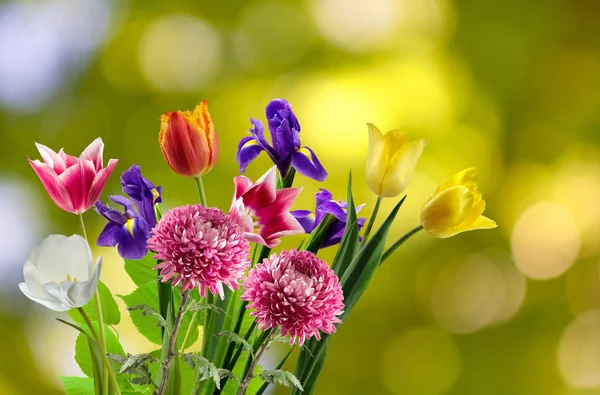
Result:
[236, 98, 328, 181]
[291, 189, 367, 248]
[95, 166, 162, 260]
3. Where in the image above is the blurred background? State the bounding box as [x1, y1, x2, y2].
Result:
[1, 0, 600, 394]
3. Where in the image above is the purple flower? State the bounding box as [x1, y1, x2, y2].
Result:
[95, 166, 162, 260]
[291, 189, 367, 248]
[120, 165, 162, 227]
[236, 99, 327, 181]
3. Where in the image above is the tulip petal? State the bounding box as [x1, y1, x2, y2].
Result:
[437, 167, 478, 194]
[161, 111, 211, 177]
[365, 123, 387, 195]
[245, 167, 277, 210]
[467, 215, 498, 231]
[19, 282, 70, 312]
[379, 137, 428, 197]
[229, 198, 256, 235]
[58, 159, 97, 214]
[58, 149, 80, 168]
[80, 137, 104, 171]
[88, 158, 118, 209]
[29, 159, 75, 213]
[421, 186, 474, 236]
[233, 175, 254, 201]
[291, 147, 328, 181]
[35, 142, 67, 173]
[261, 213, 305, 243]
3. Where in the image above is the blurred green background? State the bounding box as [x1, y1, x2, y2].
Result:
[1, 0, 600, 394]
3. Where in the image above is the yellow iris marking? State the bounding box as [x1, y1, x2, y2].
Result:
[297, 147, 313, 162]
[308, 213, 315, 219]
[152, 188, 160, 203]
[242, 139, 259, 149]
[126, 218, 135, 236]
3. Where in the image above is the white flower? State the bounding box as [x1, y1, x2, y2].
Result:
[19, 234, 102, 312]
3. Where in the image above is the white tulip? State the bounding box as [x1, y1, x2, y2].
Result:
[19, 234, 102, 312]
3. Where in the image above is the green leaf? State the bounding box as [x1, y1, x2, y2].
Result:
[218, 331, 254, 356]
[340, 196, 405, 316]
[184, 300, 225, 315]
[128, 304, 168, 329]
[69, 281, 121, 326]
[75, 322, 125, 378]
[302, 214, 335, 254]
[260, 370, 303, 391]
[124, 253, 158, 287]
[181, 354, 222, 389]
[109, 353, 159, 388]
[118, 284, 199, 348]
[59, 376, 96, 395]
[331, 172, 360, 278]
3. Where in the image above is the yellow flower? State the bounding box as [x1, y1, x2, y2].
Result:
[365, 123, 428, 197]
[421, 168, 497, 238]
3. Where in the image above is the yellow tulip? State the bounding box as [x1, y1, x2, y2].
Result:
[420, 168, 497, 238]
[365, 123, 428, 197]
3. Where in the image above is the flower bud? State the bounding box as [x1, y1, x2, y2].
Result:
[421, 168, 497, 238]
[159, 101, 218, 177]
[365, 123, 427, 197]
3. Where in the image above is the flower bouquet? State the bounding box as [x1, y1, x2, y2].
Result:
[21, 98, 496, 395]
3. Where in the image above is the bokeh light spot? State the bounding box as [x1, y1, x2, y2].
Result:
[428, 252, 526, 334]
[512, 201, 580, 280]
[138, 15, 222, 92]
[559, 310, 600, 389]
[380, 326, 460, 395]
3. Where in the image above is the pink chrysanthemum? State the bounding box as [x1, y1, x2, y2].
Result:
[242, 249, 344, 346]
[147, 204, 250, 298]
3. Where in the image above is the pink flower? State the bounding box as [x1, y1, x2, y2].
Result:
[28, 138, 118, 214]
[229, 166, 304, 248]
[242, 249, 344, 346]
[147, 204, 251, 298]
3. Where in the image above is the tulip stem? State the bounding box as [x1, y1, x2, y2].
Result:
[380, 225, 424, 264]
[79, 213, 110, 395]
[361, 196, 382, 246]
[194, 176, 208, 206]
[157, 289, 191, 395]
[77, 308, 122, 395]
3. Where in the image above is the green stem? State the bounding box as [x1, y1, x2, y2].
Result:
[77, 308, 122, 395]
[380, 225, 424, 264]
[194, 176, 208, 206]
[237, 328, 276, 395]
[255, 346, 295, 395]
[180, 310, 198, 354]
[361, 196, 382, 246]
[79, 213, 109, 395]
[157, 289, 191, 395]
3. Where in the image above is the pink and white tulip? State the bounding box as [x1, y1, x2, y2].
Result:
[29, 138, 118, 214]
[229, 166, 304, 247]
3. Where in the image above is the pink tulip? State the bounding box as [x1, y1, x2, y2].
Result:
[229, 166, 304, 248]
[29, 138, 118, 214]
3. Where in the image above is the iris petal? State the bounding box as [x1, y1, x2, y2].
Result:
[291, 146, 328, 182]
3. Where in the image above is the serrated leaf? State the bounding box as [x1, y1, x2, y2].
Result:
[260, 370, 303, 391]
[181, 354, 221, 389]
[124, 253, 158, 287]
[184, 300, 226, 315]
[218, 331, 254, 356]
[69, 281, 121, 326]
[129, 304, 168, 329]
[59, 376, 95, 395]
